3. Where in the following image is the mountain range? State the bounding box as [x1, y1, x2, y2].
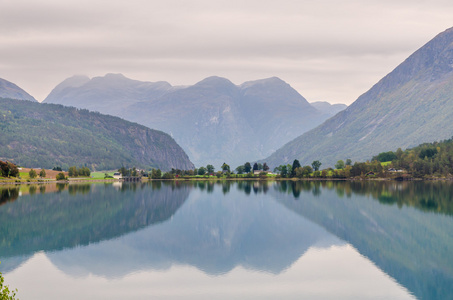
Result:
[264, 27, 453, 167]
[0, 98, 194, 171]
[6, 26, 453, 170]
[44, 75, 345, 167]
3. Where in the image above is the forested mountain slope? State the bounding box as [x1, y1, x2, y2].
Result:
[0, 98, 194, 171]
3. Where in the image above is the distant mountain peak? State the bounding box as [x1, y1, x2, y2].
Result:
[195, 76, 235, 87]
[103, 73, 128, 80]
[192, 76, 238, 96]
[55, 75, 90, 89]
[0, 78, 37, 102]
[310, 101, 347, 117]
[240, 77, 287, 89]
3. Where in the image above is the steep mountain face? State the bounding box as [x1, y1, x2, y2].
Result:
[238, 77, 325, 157]
[0, 98, 194, 171]
[125, 77, 260, 167]
[265, 27, 453, 167]
[0, 78, 37, 102]
[310, 101, 347, 117]
[45, 75, 329, 167]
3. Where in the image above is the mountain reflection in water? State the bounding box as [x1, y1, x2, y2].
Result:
[1, 180, 452, 299]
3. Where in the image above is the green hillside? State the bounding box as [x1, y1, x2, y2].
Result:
[0, 98, 194, 171]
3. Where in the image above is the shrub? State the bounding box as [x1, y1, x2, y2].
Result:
[56, 173, 66, 181]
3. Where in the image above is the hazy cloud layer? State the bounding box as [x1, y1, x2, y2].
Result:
[1, 0, 453, 103]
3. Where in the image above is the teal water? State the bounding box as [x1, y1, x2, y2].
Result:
[1, 181, 452, 299]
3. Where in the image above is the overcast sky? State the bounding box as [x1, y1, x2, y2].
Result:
[1, 0, 453, 104]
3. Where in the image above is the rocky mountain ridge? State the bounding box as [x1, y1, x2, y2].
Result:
[44, 74, 343, 166]
[264, 26, 453, 167]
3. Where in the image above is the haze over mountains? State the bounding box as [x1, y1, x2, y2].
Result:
[265, 26, 453, 167]
[44, 75, 343, 167]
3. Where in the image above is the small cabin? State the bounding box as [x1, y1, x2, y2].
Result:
[113, 172, 122, 179]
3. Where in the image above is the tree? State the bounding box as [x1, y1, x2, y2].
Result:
[118, 166, 129, 177]
[291, 159, 301, 177]
[68, 166, 78, 177]
[280, 165, 288, 177]
[257, 163, 263, 170]
[263, 163, 270, 172]
[253, 163, 259, 171]
[0, 161, 8, 177]
[0, 161, 18, 178]
[235, 165, 245, 174]
[373, 151, 397, 162]
[29, 169, 37, 179]
[198, 167, 207, 176]
[295, 166, 313, 178]
[80, 167, 91, 177]
[311, 160, 322, 171]
[206, 164, 215, 174]
[56, 172, 66, 180]
[151, 168, 162, 179]
[221, 162, 230, 173]
[162, 172, 174, 179]
[39, 169, 46, 178]
[345, 158, 352, 166]
[10, 164, 18, 177]
[419, 148, 437, 159]
[244, 162, 252, 173]
[287, 164, 292, 177]
[335, 160, 345, 170]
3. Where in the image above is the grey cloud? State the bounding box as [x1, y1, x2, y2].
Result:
[1, 0, 453, 103]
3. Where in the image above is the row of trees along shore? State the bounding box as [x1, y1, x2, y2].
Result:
[147, 162, 273, 179]
[1, 138, 452, 181]
[147, 137, 453, 180]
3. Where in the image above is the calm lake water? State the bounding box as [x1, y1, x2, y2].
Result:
[1, 180, 453, 299]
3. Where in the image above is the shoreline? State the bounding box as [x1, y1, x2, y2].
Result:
[1, 176, 452, 185]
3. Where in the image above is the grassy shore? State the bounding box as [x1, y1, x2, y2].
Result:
[1, 171, 452, 185]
